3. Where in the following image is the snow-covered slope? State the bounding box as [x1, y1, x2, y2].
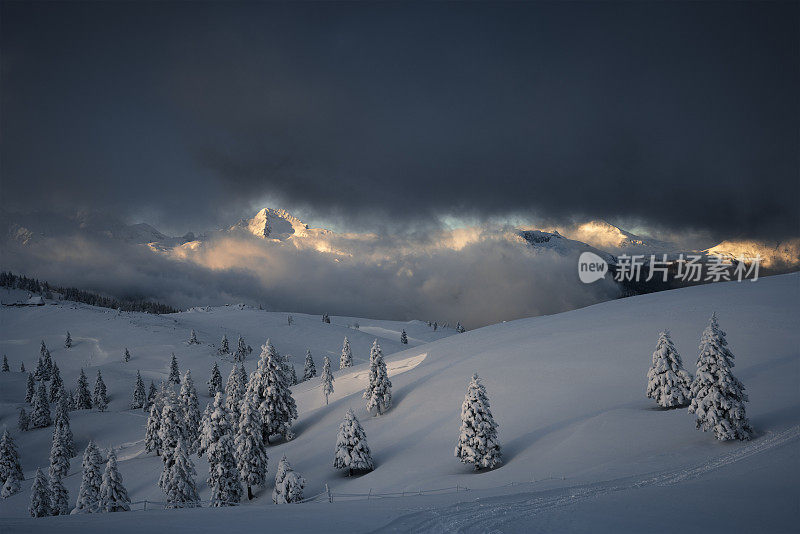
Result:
[0, 274, 797, 532]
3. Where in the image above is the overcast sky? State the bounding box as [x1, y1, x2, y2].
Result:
[2, 2, 798, 239]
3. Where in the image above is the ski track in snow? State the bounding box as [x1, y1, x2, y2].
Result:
[380, 425, 800, 533]
[72, 336, 109, 367]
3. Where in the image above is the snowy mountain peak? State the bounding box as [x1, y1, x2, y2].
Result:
[231, 208, 310, 239]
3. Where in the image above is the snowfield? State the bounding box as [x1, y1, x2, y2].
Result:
[0, 274, 798, 532]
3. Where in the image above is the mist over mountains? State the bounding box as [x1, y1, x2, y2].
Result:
[1, 208, 797, 328]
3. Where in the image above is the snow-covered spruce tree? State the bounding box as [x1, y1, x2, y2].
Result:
[303, 350, 316, 381]
[198, 393, 242, 506]
[334, 409, 374, 476]
[65, 331, 72, 349]
[455, 373, 502, 470]
[145, 400, 165, 456]
[180, 370, 201, 452]
[1, 473, 21, 499]
[49, 423, 70, 480]
[32, 381, 51, 428]
[1, 355, 8, 372]
[76, 369, 92, 409]
[54, 388, 75, 457]
[74, 440, 103, 513]
[25, 372, 35, 403]
[29, 468, 53, 517]
[49, 363, 63, 403]
[456, 322, 466, 333]
[400, 330, 408, 344]
[272, 455, 305, 504]
[340, 336, 353, 369]
[235, 337, 248, 362]
[168, 353, 181, 384]
[50, 471, 69, 515]
[123, 348, 131, 363]
[208, 362, 223, 397]
[363, 340, 392, 416]
[0, 429, 24, 498]
[131, 371, 146, 410]
[20, 362, 25, 373]
[146, 381, 157, 410]
[98, 449, 130, 512]
[18, 408, 29, 431]
[157, 400, 187, 483]
[288, 362, 298, 386]
[94, 370, 108, 412]
[67, 389, 77, 411]
[224, 364, 246, 432]
[646, 331, 692, 408]
[235, 389, 268, 500]
[188, 329, 199, 345]
[249, 341, 298, 443]
[219, 335, 230, 355]
[689, 313, 753, 441]
[41, 341, 53, 380]
[161, 440, 199, 508]
[321, 356, 334, 405]
[34, 357, 45, 382]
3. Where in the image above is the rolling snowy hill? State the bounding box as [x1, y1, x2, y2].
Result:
[0, 273, 797, 532]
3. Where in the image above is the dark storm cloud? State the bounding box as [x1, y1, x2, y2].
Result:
[1, 2, 798, 238]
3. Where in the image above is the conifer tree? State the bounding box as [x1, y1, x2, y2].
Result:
[50, 472, 69, 515]
[20, 362, 25, 373]
[198, 393, 242, 506]
[34, 357, 45, 382]
[54, 387, 75, 457]
[76, 369, 92, 409]
[25, 372, 35, 403]
[40, 341, 52, 380]
[334, 409, 374, 476]
[322, 356, 334, 405]
[1, 355, 8, 372]
[646, 331, 692, 408]
[145, 400, 165, 456]
[340, 336, 353, 369]
[32, 381, 51, 428]
[224, 364, 246, 432]
[208, 362, 223, 397]
[18, 407, 29, 431]
[235, 336, 248, 362]
[158, 400, 187, 473]
[123, 348, 131, 362]
[98, 449, 130, 512]
[68, 389, 77, 411]
[456, 322, 466, 333]
[146, 381, 157, 410]
[65, 331, 72, 349]
[188, 329, 199, 345]
[303, 350, 316, 381]
[400, 330, 408, 344]
[131, 371, 146, 409]
[219, 335, 230, 355]
[0, 429, 24, 498]
[168, 353, 181, 384]
[235, 389, 268, 500]
[49, 363, 63, 403]
[94, 370, 108, 412]
[249, 341, 298, 443]
[1, 473, 21, 499]
[272, 455, 305, 503]
[364, 340, 392, 416]
[48, 426, 70, 515]
[689, 313, 753, 441]
[180, 370, 201, 452]
[29, 468, 53, 517]
[455, 374, 502, 470]
[161, 440, 199, 508]
[74, 441, 104, 513]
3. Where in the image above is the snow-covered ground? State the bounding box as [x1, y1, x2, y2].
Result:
[0, 274, 798, 532]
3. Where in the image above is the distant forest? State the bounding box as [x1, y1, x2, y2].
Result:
[0, 271, 179, 314]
